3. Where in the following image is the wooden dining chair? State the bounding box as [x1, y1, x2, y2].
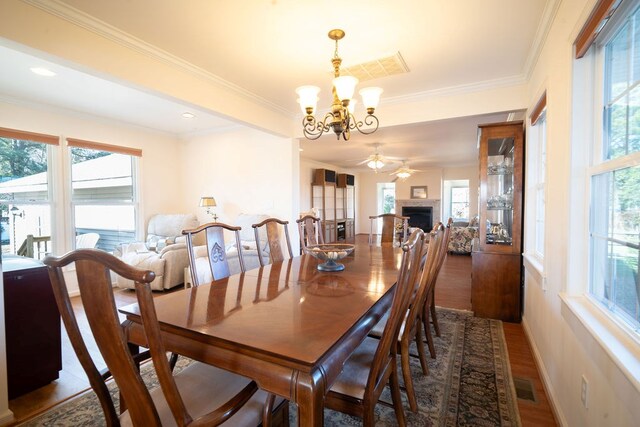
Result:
[183, 222, 287, 426]
[43, 249, 269, 426]
[252, 217, 293, 267]
[369, 213, 409, 245]
[423, 218, 454, 357]
[367, 226, 445, 412]
[183, 222, 245, 286]
[296, 214, 324, 251]
[324, 229, 425, 426]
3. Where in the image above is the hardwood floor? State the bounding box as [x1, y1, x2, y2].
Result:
[7, 251, 558, 426]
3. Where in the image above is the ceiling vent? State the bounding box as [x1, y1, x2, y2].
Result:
[341, 52, 409, 82]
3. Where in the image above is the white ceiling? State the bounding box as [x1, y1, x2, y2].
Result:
[0, 0, 550, 170]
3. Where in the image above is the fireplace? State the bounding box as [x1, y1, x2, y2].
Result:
[402, 206, 433, 232]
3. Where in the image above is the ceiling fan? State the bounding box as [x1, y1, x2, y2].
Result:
[390, 161, 421, 181]
[356, 144, 400, 173]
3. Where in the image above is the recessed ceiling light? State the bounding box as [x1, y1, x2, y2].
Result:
[182, 112, 195, 119]
[30, 67, 56, 77]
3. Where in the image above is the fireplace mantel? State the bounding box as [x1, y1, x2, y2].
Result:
[396, 199, 441, 225]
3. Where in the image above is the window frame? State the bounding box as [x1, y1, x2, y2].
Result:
[583, 0, 640, 337]
[450, 184, 470, 222]
[66, 142, 141, 252]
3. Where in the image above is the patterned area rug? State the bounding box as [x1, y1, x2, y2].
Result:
[20, 308, 521, 426]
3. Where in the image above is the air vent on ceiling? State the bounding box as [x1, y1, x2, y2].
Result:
[340, 51, 409, 82]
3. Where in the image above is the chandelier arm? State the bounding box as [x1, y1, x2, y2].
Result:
[349, 114, 380, 135]
[302, 113, 334, 140]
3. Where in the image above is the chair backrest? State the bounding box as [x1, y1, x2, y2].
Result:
[75, 232, 100, 249]
[367, 229, 425, 398]
[44, 249, 256, 427]
[43, 249, 162, 425]
[403, 226, 445, 339]
[369, 214, 409, 245]
[296, 215, 324, 250]
[183, 222, 244, 286]
[252, 218, 293, 267]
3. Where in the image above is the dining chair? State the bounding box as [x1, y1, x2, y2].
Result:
[367, 226, 445, 412]
[183, 222, 245, 286]
[369, 213, 409, 245]
[423, 218, 453, 357]
[43, 249, 269, 426]
[296, 214, 324, 251]
[252, 217, 293, 267]
[183, 222, 287, 426]
[324, 229, 425, 426]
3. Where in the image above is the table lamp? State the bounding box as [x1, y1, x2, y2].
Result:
[199, 196, 218, 222]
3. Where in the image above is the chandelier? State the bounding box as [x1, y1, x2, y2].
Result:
[296, 29, 383, 141]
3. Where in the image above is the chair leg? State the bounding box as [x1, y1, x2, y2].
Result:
[169, 352, 179, 370]
[389, 364, 407, 427]
[423, 308, 436, 359]
[414, 323, 429, 375]
[400, 339, 418, 412]
[431, 296, 441, 337]
[262, 393, 276, 427]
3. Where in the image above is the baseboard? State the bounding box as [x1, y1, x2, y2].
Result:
[522, 316, 568, 427]
[0, 409, 15, 426]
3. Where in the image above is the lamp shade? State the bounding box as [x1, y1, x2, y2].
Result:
[347, 98, 357, 114]
[296, 86, 321, 114]
[199, 196, 216, 208]
[332, 76, 358, 101]
[359, 87, 383, 110]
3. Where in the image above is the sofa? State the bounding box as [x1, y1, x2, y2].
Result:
[115, 213, 198, 290]
[186, 213, 271, 285]
[447, 217, 479, 254]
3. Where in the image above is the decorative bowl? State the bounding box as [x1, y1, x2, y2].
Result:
[306, 243, 355, 272]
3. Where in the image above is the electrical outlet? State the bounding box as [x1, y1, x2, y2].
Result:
[581, 375, 588, 408]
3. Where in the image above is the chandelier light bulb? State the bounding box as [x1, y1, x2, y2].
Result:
[347, 99, 357, 114]
[333, 76, 359, 102]
[359, 87, 383, 112]
[296, 86, 321, 115]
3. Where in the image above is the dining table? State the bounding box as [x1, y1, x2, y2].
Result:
[119, 239, 403, 426]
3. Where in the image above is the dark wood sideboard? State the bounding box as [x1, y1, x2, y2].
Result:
[3, 254, 61, 399]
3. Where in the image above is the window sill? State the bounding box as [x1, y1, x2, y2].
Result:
[523, 252, 544, 284]
[560, 294, 640, 394]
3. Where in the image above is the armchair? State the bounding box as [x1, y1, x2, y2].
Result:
[447, 216, 479, 254]
[114, 213, 198, 290]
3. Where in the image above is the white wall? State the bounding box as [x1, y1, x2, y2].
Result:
[522, 0, 640, 426]
[182, 127, 299, 253]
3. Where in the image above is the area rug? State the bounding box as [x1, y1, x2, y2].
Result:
[20, 308, 521, 426]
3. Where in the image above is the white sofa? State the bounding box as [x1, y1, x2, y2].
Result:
[115, 214, 198, 291]
[188, 213, 270, 285]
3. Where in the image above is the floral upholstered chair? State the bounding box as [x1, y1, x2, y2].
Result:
[447, 216, 479, 254]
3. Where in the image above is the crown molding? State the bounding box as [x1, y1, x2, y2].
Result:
[383, 74, 527, 106]
[22, 0, 294, 118]
[522, 0, 562, 79]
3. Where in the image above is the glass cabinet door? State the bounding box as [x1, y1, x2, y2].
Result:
[477, 121, 523, 255]
[485, 137, 515, 246]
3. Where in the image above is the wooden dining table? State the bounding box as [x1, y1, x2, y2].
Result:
[119, 240, 403, 426]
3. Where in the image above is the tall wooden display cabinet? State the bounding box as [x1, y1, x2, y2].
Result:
[471, 121, 524, 322]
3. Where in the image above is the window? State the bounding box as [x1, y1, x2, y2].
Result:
[68, 139, 140, 252]
[0, 128, 58, 259]
[379, 183, 396, 214]
[528, 104, 547, 261]
[588, 2, 640, 333]
[451, 186, 470, 221]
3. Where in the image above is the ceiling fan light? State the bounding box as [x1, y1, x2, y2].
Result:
[295, 86, 320, 115]
[397, 171, 411, 179]
[367, 159, 384, 169]
[332, 76, 358, 102]
[359, 87, 383, 112]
